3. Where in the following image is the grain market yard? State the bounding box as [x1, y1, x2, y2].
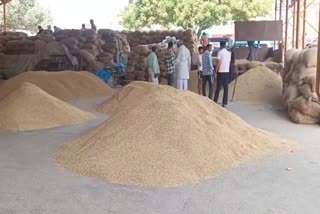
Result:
[1, 97, 320, 214]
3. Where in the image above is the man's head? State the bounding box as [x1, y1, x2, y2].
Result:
[206, 44, 213, 52]
[168, 41, 173, 49]
[202, 32, 207, 37]
[47, 25, 52, 30]
[177, 40, 184, 47]
[220, 41, 227, 49]
[38, 26, 42, 30]
[152, 46, 157, 52]
[82, 24, 85, 28]
[90, 19, 94, 24]
[198, 46, 204, 54]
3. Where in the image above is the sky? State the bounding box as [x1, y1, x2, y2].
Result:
[39, 0, 129, 30]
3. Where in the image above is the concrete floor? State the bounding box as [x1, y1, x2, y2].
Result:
[0, 98, 320, 214]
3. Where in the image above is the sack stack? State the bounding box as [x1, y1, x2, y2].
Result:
[120, 29, 198, 57]
[282, 48, 320, 124]
[127, 45, 150, 81]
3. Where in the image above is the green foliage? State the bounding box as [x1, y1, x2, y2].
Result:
[121, 0, 273, 32]
[0, 0, 52, 33]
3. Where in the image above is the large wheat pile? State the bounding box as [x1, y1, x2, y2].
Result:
[0, 82, 95, 131]
[230, 66, 283, 105]
[59, 82, 294, 187]
[0, 71, 113, 101]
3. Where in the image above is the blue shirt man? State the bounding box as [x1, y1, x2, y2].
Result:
[201, 44, 214, 99]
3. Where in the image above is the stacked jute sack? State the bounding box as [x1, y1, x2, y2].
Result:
[53, 29, 104, 70]
[126, 44, 169, 82]
[98, 29, 130, 67]
[0, 32, 35, 54]
[282, 48, 320, 124]
[0, 32, 51, 78]
[121, 29, 197, 57]
[126, 45, 149, 81]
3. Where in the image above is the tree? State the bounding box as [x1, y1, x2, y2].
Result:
[0, 0, 52, 33]
[121, 0, 273, 34]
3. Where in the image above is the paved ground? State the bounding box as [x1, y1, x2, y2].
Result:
[0, 98, 319, 214]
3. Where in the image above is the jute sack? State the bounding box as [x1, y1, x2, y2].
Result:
[78, 49, 96, 65]
[38, 34, 55, 43]
[302, 74, 317, 92]
[61, 38, 79, 50]
[298, 84, 315, 101]
[288, 108, 318, 124]
[45, 41, 65, 56]
[302, 47, 317, 68]
[291, 64, 316, 84]
[289, 96, 320, 118]
[292, 50, 302, 64]
[285, 49, 299, 64]
[134, 45, 150, 55]
[282, 84, 299, 109]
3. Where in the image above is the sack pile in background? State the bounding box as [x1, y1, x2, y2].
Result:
[121, 29, 197, 57]
[282, 48, 320, 124]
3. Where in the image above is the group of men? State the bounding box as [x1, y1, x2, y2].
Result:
[146, 40, 191, 91]
[37, 19, 97, 36]
[146, 36, 232, 107]
[199, 42, 231, 107]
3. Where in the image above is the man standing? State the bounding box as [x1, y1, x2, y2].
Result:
[197, 46, 204, 95]
[202, 44, 214, 99]
[146, 46, 160, 84]
[214, 41, 231, 107]
[175, 40, 191, 91]
[164, 42, 175, 86]
[200, 32, 209, 47]
[90, 19, 97, 32]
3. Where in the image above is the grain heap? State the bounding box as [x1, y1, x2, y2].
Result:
[59, 82, 294, 187]
[0, 82, 95, 131]
[282, 48, 320, 124]
[230, 66, 283, 105]
[0, 71, 114, 101]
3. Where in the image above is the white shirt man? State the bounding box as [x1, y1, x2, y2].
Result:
[213, 41, 231, 107]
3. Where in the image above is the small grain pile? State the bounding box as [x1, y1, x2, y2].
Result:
[0, 82, 95, 131]
[282, 48, 320, 124]
[59, 82, 294, 187]
[230, 66, 283, 105]
[0, 71, 114, 101]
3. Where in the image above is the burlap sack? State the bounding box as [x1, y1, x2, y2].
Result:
[61, 38, 79, 50]
[134, 45, 150, 55]
[285, 49, 299, 64]
[302, 47, 317, 68]
[45, 41, 65, 56]
[292, 50, 301, 64]
[78, 49, 96, 64]
[289, 96, 320, 118]
[302, 74, 317, 92]
[288, 108, 318, 124]
[0, 32, 27, 37]
[282, 84, 299, 109]
[38, 34, 55, 43]
[298, 84, 314, 101]
[291, 64, 316, 83]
